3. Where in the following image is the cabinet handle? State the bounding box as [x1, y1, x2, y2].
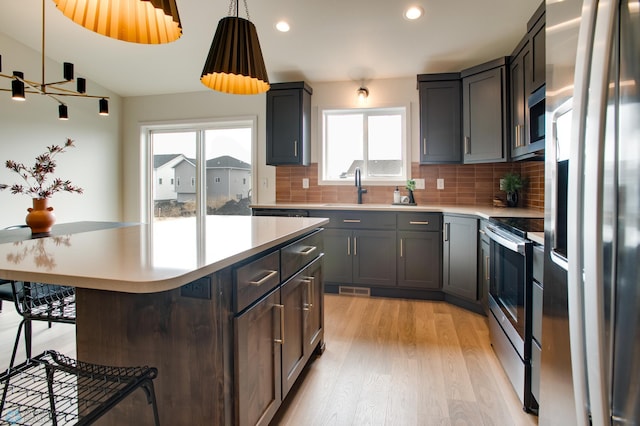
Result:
[464, 137, 471, 154]
[300, 246, 317, 256]
[423, 138, 427, 155]
[443, 223, 450, 242]
[479, 229, 486, 235]
[515, 125, 520, 147]
[303, 276, 314, 309]
[347, 237, 351, 256]
[294, 140, 298, 157]
[400, 238, 404, 257]
[409, 221, 429, 225]
[249, 270, 278, 286]
[343, 219, 361, 223]
[354, 237, 357, 256]
[274, 304, 285, 344]
[485, 255, 490, 281]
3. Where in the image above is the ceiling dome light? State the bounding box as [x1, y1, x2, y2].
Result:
[404, 6, 424, 20]
[276, 21, 290, 32]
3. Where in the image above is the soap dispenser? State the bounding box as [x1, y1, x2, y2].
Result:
[393, 186, 400, 204]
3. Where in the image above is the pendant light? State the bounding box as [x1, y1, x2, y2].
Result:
[200, 0, 269, 95]
[52, 0, 182, 44]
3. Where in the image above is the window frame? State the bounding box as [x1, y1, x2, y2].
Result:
[140, 116, 257, 224]
[318, 104, 410, 186]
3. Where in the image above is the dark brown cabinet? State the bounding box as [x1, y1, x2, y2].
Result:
[234, 230, 324, 426]
[417, 74, 462, 164]
[266, 82, 312, 166]
[443, 214, 479, 301]
[461, 58, 509, 164]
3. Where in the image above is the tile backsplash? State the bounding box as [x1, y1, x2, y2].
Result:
[275, 161, 545, 211]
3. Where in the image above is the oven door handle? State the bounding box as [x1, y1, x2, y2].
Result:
[485, 226, 526, 255]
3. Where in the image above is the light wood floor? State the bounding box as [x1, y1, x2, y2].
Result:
[0, 295, 538, 426]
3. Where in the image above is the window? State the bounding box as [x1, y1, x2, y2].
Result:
[320, 106, 408, 184]
[146, 118, 255, 222]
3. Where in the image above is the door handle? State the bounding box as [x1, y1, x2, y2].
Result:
[274, 304, 285, 344]
[400, 238, 404, 257]
[443, 223, 450, 242]
[293, 140, 298, 157]
[423, 138, 427, 155]
[464, 137, 471, 154]
[347, 236, 351, 256]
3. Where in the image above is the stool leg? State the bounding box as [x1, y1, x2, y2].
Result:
[24, 319, 33, 360]
[141, 380, 161, 426]
[9, 319, 25, 369]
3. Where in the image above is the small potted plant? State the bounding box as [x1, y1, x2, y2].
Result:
[405, 179, 416, 205]
[0, 138, 83, 233]
[500, 172, 526, 207]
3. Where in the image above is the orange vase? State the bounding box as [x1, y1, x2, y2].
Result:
[26, 198, 56, 234]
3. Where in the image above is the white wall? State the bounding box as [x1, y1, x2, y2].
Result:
[0, 34, 122, 228]
[121, 77, 420, 221]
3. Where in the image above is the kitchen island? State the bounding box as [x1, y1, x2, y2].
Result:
[0, 216, 329, 425]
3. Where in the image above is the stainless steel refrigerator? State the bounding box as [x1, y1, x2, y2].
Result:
[542, 0, 639, 425]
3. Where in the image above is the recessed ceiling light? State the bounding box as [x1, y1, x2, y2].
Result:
[276, 21, 290, 32]
[404, 6, 424, 20]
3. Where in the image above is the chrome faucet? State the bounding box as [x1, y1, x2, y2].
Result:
[354, 167, 367, 204]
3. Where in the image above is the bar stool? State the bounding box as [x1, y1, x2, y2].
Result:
[9, 281, 76, 370]
[0, 279, 12, 312]
[1, 350, 160, 425]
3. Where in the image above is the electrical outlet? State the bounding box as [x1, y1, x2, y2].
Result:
[302, 178, 309, 189]
[414, 178, 425, 190]
[437, 178, 445, 190]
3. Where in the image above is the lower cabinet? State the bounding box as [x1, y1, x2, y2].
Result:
[443, 215, 479, 301]
[397, 230, 441, 289]
[479, 220, 491, 314]
[234, 233, 324, 426]
[324, 228, 396, 287]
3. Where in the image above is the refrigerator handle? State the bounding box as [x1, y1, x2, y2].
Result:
[567, 0, 598, 424]
[581, 0, 618, 424]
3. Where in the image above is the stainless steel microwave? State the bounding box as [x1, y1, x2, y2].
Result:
[528, 85, 545, 146]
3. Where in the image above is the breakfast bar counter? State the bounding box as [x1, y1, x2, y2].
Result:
[0, 216, 329, 425]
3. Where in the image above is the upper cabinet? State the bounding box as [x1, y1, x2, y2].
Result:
[461, 58, 509, 164]
[528, 2, 546, 93]
[266, 82, 313, 166]
[510, 2, 546, 160]
[417, 73, 462, 164]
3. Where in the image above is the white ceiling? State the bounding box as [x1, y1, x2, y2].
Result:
[0, 0, 542, 98]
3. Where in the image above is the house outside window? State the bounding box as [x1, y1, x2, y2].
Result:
[147, 118, 255, 222]
[320, 106, 408, 185]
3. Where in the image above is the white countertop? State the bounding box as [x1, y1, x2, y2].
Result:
[251, 203, 544, 220]
[0, 216, 328, 294]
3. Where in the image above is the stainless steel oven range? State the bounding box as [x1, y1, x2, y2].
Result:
[485, 217, 542, 414]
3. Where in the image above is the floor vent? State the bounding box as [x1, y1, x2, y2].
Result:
[338, 286, 371, 297]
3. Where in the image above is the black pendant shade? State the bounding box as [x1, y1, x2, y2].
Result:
[200, 16, 270, 95]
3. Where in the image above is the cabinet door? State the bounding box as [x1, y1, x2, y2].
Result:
[352, 230, 396, 287]
[267, 89, 302, 165]
[303, 255, 324, 357]
[443, 215, 478, 300]
[462, 67, 508, 163]
[281, 270, 307, 398]
[397, 230, 441, 289]
[323, 228, 353, 283]
[510, 43, 532, 159]
[235, 289, 282, 426]
[529, 12, 545, 92]
[419, 80, 462, 164]
[479, 231, 491, 314]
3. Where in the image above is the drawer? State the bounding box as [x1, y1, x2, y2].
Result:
[281, 229, 324, 281]
[234, 250, 280, 313]
[533, 244, 544, 284]
[532, 280, 543, 344]
[531, 339, 542, 403]
[311, 210, 396, 230]
[397, 212, 441, 231]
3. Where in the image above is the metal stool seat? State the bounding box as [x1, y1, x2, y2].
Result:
[0, 350, 160, 425]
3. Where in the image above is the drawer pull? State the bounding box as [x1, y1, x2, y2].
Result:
[343, 219, 361, 223]
[479, 229, 486, 235]
[274, 304, 285, 344]
[249, 270, 278, 286]
[409, 221, 429, 225]
[299, 246, 317, 256]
